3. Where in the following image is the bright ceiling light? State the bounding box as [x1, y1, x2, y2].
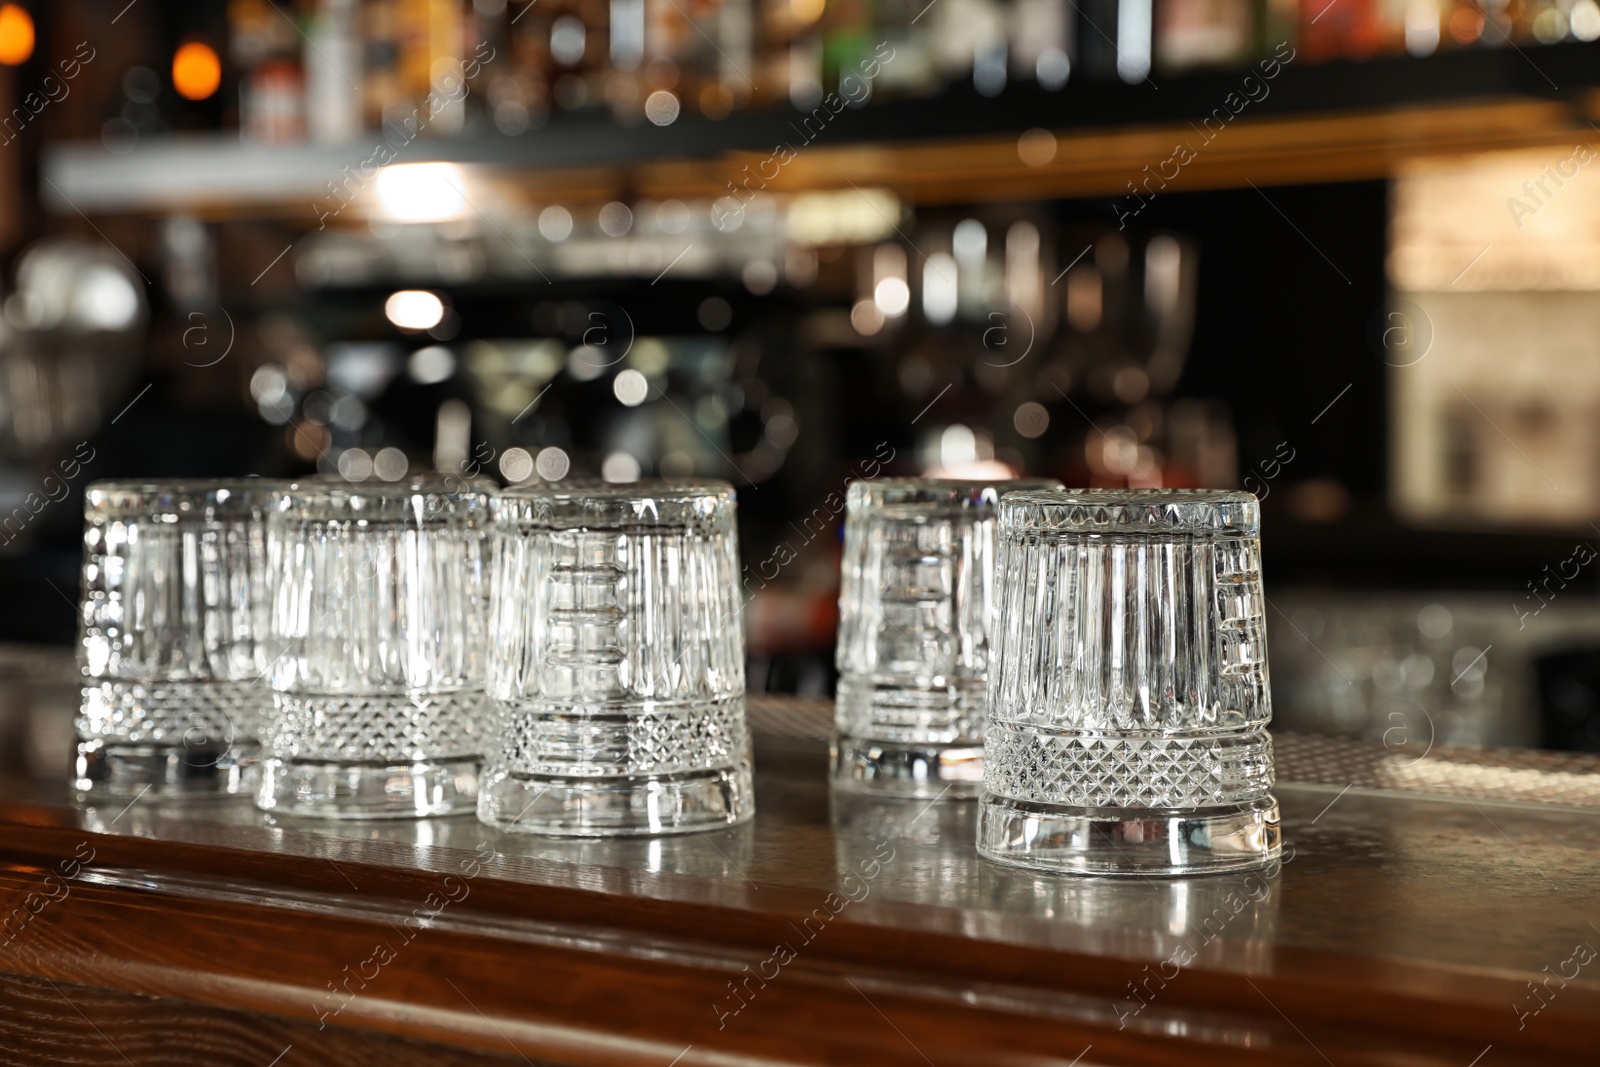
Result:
[385, 290, 445, 331]
[375, 163, 469, 223]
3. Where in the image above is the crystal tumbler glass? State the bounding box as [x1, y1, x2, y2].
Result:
[258, 476, 493, 819]
[76, 480, 279, 798]
[479, 481, 752, 836]
[977, 489, 1280, 875]
[833, 477, 1063, 797]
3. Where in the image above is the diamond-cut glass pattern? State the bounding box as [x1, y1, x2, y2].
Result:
[984, 723, 1275, 807]
[77, 481, 279, 750]
[78, 680, 265, 749]
[493, 697, 747, 778]
[486, 483, 750, 784]
[269, 690, 489, 762]
[264, 479, 492, 766]
[983, 489, 1277, 812]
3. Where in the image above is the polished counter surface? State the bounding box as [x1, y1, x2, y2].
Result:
[1, 694, 1598, 1066]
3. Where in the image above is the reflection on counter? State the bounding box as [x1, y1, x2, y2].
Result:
[830, 791, 1280, 971]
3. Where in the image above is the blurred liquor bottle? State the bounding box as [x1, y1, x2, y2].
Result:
[539, 0, 611, 113]
[641, 0, 749, 120]
[1510, 0, 1569, 42]
[362, 0, 405, 128]
[1155, 0, 1255, 70]
[854, 0, 921, 99]
[1510, 0, 1600, 41]
[413, 0, 466, 133]
[1010, 0, 1074, 89]
[1297, 0, 1424, 60]
[306, 0, 363, 141]
[822, 0, 875, 99]
[491, 0, 552, 129]
[231, 0, 305, 143]
[923, 0, 1008, 93]
[605, 0, 648, 120]
[1074, 0, 1149, 81]
[1153, 0, 1297, 71]
[716, 0, 758, 116]
[782, 0, 826, 107]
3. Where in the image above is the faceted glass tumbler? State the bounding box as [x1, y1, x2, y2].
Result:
[258, 477, 493, 819]
[480, 481, 752, 836]
[76, 480, 279, 798]
[833, 478, 1063, 797]
[977, 489, 1281, 876]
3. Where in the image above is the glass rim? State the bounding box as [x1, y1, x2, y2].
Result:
[491, 479, 736, 529]
[85, 478, 291, 517]
[847, 477, 1065, 511]
[272, 474, 496, 519]
[498, 478, 734, 502]
[998, 488, 1259, 535]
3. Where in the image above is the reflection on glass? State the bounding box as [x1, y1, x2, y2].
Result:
[978, 489, 1281, 875]
[833, 477, 1062, 797]
[76, 480, 279, 799]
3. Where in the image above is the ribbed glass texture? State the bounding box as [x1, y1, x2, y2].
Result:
[76, 480, 278, 789]
[482, 481, 751, 834]
[983, 490, 1274, 810]
[833, 479, 1062, 785]
[263, 478, 492, 766]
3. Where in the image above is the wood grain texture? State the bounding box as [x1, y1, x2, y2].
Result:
[0, 704, 1596, 1064]
[0, 971, 538, 1067]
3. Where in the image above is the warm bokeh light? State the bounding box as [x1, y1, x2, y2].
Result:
[0, 5, 34, 66]
[384, 290, 445, 331]
[375, 163, 469, 223]
[172, 42, 222, 101]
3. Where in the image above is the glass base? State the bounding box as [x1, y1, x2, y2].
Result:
[256, 756, 480, 819]
[74, 738, 259, 799]
[977, 793, 1282, 876]
[478, 764, 754, 836]
[830, 733, 983, 798]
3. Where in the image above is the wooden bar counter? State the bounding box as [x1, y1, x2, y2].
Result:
[2, 693, 1598, 1066]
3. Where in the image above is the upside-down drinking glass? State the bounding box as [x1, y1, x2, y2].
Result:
[76, 480, 279, 798]
[258, 477, 493, 819]
[978, 489, 1281, 875]
[833, 478, 1063, 797]
[479, 481, 752, 835]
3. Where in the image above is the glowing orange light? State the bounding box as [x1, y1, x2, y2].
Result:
[172, 41, 221, 101]
[0, 5, 34, 67]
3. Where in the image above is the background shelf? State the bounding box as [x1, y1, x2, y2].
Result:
[42, 44, 1600, 216]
